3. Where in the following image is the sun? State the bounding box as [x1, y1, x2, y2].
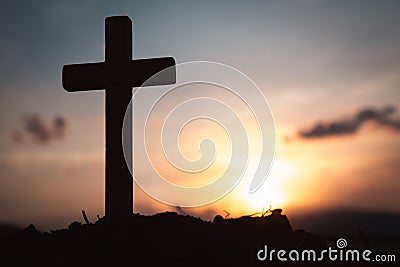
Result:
[244, 159, 296, 212]
[247, 190, 286, 210]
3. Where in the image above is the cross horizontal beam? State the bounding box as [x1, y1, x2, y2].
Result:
[62, 57, 176, 91]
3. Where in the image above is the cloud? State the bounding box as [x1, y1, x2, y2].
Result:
[12, 114, 68, 144]
[298, 106, 400, 139]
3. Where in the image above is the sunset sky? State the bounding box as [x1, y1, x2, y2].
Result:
[1, 0, 400, 231]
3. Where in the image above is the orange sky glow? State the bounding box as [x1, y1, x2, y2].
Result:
[1, 1, 400, 231]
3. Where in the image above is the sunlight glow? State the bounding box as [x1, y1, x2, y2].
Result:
[244, 159, 296, 212]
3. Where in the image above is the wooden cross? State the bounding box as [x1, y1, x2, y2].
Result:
[62, 16, 176, 220]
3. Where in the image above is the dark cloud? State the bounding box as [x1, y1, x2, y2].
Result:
[299, 106, 400, 139]
[13, 114, 68, 144]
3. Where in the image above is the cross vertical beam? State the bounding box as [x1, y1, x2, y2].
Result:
[105, 17, 132, 219]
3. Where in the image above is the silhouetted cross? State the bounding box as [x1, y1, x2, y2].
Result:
[62, 16, 176, 220]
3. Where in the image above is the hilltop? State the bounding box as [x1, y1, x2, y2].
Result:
[0, 210, 391, 266]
